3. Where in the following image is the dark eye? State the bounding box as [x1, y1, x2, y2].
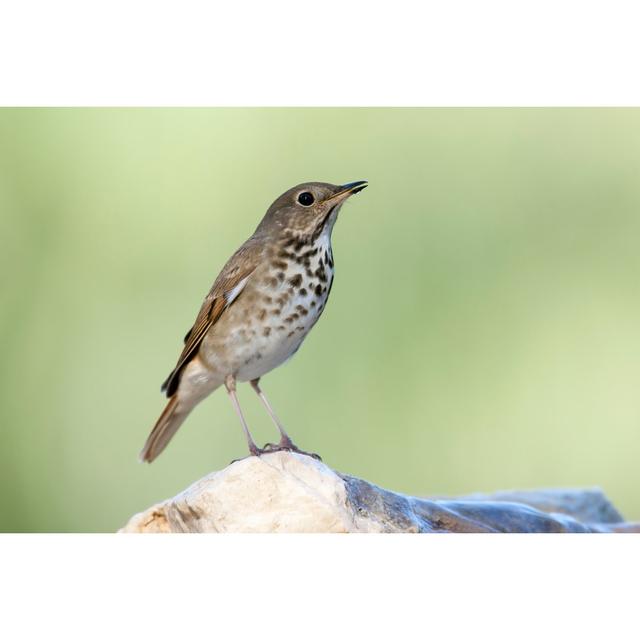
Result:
[297, 192, 315, 206]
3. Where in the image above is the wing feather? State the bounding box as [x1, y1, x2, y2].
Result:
[161, 240, 262, 397]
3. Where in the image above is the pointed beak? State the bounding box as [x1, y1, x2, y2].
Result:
[325, 180, 368, 204]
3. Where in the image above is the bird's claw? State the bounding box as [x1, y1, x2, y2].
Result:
[260, 441, 322, 461]
[231, 442, 322, 463]
[262, 442, 283, 452]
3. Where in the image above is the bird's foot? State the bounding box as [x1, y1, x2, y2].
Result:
[261, 439, 322, 461]
[230, 442, 266, 464]
[230, 440, 322, 464]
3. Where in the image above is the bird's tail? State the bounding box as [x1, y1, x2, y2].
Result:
[139, 396, 191, 463]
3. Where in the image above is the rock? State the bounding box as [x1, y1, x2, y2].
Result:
[448, 487, 625, 524]
[120, 451, 639, 533]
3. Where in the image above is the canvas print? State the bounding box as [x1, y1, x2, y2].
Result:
[1, 108, 638, 532]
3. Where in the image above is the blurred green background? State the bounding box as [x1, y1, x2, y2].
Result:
[1, 108, 639, 532]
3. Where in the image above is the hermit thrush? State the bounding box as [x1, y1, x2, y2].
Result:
[140, 180, 368, 462]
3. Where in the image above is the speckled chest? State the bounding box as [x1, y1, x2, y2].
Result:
[204, 233, 335, 382]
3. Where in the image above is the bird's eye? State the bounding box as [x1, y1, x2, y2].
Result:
[297, 192, 315, 206]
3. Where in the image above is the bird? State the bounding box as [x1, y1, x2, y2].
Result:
[140, 180, 368, 463]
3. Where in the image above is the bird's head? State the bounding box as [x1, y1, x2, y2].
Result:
[257, 181, 368, 241]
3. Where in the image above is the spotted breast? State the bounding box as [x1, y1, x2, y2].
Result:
[199, 228, 335, 383]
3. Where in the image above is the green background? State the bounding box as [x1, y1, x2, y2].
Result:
[1, 108, 639, 532]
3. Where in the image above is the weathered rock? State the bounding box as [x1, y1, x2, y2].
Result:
[120, 451, 639, 533]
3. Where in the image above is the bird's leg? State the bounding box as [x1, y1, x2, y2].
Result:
[250, 378, 294, 448]
[225, 375, 262, 457]
[250, 378, 322, 460]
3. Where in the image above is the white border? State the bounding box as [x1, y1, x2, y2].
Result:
[1, 534, 638, 638]
[1, 1, 640, 105]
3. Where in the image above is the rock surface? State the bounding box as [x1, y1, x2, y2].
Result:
[121, 451, 639, 533]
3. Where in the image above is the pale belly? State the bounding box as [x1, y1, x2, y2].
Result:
[233, 310, 312, 382]
[199, 237, 334, 383]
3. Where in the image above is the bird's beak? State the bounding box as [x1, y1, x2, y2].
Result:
[325, 180, 368, 204]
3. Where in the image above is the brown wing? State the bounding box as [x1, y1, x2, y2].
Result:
[161, 239, 262, 397]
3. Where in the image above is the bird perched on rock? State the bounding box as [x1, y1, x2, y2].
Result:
[140, 180, 368, 463]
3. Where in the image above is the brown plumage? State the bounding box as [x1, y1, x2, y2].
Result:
[140, 180, 367, 463]
[161, 240, 262, 397]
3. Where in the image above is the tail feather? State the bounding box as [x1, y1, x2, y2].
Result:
[139, 396, 191, 463]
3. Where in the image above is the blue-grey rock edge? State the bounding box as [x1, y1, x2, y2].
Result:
[340, 475, 636, 533]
